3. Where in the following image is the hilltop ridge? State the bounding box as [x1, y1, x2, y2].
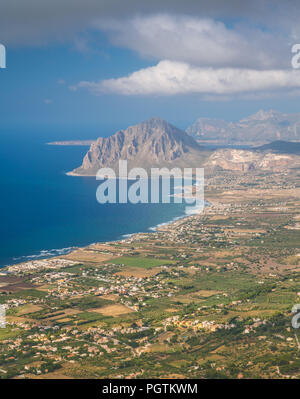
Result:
[70, 117, 210, 176]
[186, 110, 300, 144]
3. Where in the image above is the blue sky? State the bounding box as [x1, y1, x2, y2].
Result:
[1, 1, 300, 137]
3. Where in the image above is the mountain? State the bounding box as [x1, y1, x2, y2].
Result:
[69, 118, 211, 176]
[255, 140, 300, 155]
[69, 119, 300, 176]
[204, 140, 300, 172]
[187, 110, 300, 145]
[186, 118, 232, 142]
[204, 148, 300, 172]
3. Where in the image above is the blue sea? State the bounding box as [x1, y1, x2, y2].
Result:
[0, 126, 197, 267]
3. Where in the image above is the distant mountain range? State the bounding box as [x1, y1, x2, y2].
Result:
[69, 118, 300, 176]
[186, 110, 300, 145]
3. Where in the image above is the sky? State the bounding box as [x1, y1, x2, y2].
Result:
[1, 0, 300, 137]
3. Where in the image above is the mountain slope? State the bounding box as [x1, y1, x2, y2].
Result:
[255, 140, 300, 155]
[204, 140, 300, 172]
[70, 118, 211, 176]
[187, 110, 300, 144]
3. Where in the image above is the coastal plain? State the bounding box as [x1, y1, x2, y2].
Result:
[1, 168, 300, 379]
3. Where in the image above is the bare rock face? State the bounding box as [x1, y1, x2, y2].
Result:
[205, 149, 257, 172]
[186, 118, 231, 142]
[71, 118, 211, 175]
[205, 148, 300, 172]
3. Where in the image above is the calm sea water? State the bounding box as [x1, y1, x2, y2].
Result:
[0, 127, 192, 267]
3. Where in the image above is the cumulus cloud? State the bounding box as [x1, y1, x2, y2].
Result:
[72, 12, 299, 99]
[73, 60, 300, 96]
[1, 0, 300, 46]
[95, 15, 287, 69]
[4, 0, 298, 99]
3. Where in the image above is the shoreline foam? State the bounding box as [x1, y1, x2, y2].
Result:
[2, 202, 207, 270]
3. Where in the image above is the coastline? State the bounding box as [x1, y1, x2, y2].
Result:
[2, 202, 207, 271]
[66, 170, 96, 177]
[66, 171, 140, 178]
[47, 140, 96, 146]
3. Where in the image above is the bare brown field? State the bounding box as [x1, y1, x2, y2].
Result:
[210, 250, 239, 258]
[6, 315, 35, 323]
[55, 317, 72, 323]
[228, 228, 266, 234]
[192, 290, 223, 297]
[62, 249, 114, 264]
[285, 223, 300, 230]
[0, 282, 34, 293]
[63, 309, 82, 316]
[17, 304, 43, 315]
[283, 255, 300, 265]
[171, 295, 200, 304]
[25, 362, 75, 379]
[89, 243, 118, 251]
[0, 276, 24, 284]
[185, 267, 197, 275]
[91, 304, 134, 317]
[208, 187, 300, 204]
[210, 215, 230, 220]
[26, 373, 70, 379]
[35, 284, 55, 291]
[148, 343, 170, 352]
[101, 294, 119, 301]
[193, 260, 222, 268]
[234, 257, 251, 264]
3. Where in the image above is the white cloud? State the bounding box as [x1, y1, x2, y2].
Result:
[73, 60, 300, 96]
[74, 14, 299, 99]
[95, 15, 287, 69]
[1, 1, 300, 48]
